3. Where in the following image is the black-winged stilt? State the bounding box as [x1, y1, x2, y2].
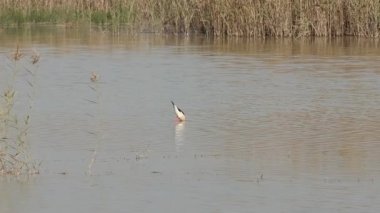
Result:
[171, 101, 186, 122]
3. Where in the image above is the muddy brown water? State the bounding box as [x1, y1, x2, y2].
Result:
[0, 26, 379, 212]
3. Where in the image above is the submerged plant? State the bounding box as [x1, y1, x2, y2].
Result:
[0, 45, 40, 176]
[12, 45, 22, 61]
[87, 71, 104, 175]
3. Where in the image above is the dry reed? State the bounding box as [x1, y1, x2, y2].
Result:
[0, 0, 379, 37]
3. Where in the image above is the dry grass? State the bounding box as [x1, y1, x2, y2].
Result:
[0, 0, 379, 37]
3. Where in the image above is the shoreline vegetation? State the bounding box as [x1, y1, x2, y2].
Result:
[0, 0, 379, 37]
[1, 0, 380, 37]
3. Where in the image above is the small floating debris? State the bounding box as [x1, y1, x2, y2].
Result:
[135, 153, 147, 161]
[151, 171, 161, 174]
[91, 72, 99, 82]
[31, 50, 40, 64]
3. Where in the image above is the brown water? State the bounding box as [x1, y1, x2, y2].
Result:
[0, 26, 380, 212]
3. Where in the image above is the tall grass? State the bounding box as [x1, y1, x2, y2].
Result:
[0, 0, 379, 37]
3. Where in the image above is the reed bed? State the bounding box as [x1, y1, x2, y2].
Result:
[0, 0, 379, 37]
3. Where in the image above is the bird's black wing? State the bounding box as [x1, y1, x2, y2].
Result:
[178, 107, 185, 115]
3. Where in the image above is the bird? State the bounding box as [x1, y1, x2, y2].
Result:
[171, 101, 186, 122]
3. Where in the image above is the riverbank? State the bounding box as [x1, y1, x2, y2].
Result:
[0, 0, 379, 37]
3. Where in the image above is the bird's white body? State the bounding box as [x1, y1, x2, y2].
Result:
[171, 101, 186, 121]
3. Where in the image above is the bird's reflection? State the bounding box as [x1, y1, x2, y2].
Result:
[175, 122, 185, 152]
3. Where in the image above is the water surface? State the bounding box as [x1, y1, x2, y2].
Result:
[0, 26, 379, 212]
